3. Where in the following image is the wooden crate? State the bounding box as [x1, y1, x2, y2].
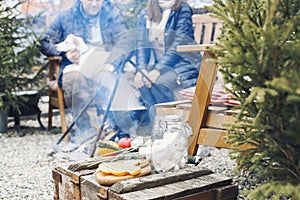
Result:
[52, 163, 238, 200]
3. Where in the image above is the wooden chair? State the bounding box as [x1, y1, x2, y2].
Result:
[176, 14, 252, 155]
[157, 13, 252, 156]
[47, 56, 68, 135]
[44, 15, 68, 135]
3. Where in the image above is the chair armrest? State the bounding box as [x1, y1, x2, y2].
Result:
[176, 44, 215, 53]
[48, 56, 62, 61]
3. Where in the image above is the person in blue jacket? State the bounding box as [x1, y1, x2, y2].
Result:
[132, 0, 202, 129]
[134, 0, 202, 105]
[40, 0, 133, 143]
[41, 0, 129, 89]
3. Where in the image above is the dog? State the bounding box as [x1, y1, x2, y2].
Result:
[56, 34, 88, 54]
[55, 34, 90, 75]
[45, 35, 89, 91]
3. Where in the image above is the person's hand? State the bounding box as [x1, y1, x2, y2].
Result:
[134, 69, 148, 88]
[144, 69, 160, 88]
[66, 48, 80, 64]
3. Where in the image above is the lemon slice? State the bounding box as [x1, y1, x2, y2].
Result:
[127, 166, 141, 176]
[97, 163, 113, 175]
[97, 162, 141, 176]
[110, 169, 129, 176]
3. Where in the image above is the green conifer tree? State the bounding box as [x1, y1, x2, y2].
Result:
[0, 1, 43, 115]
[208, 0, 300, 198]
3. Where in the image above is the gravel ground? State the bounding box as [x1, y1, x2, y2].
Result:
[0, 98, 243, 200]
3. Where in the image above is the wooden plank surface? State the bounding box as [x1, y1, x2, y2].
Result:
[187, 51, 218, 155]
[203, 22, 214, 44]
[177, 44, 214, 52]
[198, 128, 253, 150]
[110, 166, 212, 194]
[204, 112, 236, 129]
[53, 167, 96, 200]
[192, 13, 224, 24]
[174, 184, 238, 200]
[216, 185, 239, 200]
[108, 173, 234, 200]
[198, 128, 232, 149]
[53, 167, 81, 200]
[80, 174, 108, 200]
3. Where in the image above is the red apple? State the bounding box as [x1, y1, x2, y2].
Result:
[118, 137, 132, 148]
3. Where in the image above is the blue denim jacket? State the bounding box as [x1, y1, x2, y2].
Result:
[40, 0, 130, 87]
[136, 2, 202, 89]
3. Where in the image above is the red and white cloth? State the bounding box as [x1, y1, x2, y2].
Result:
[179, 85, 240, 107]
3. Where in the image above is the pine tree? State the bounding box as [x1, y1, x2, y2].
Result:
[0, 1, 43, 113]
[208, 0, 300, 198]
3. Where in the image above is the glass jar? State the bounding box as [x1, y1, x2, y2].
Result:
[150, 114, 190, 173]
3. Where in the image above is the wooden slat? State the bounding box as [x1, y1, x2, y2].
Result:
[80, 174, 107, 200]
[216, 185, 239, 200]
[193, 22, 203, 44]
[53, 167, 82, 200]
[174, 184, 238, 200]
[110, 167, 212, 194]
[203, 22, 213, 44]
[214, 22, 223, 41]
[197, 128, 253, 150]
[197, 128, 231, 149]
[187, 51, 218, 155]
[48, 56, 62, 61]
[177, 44, 214, 52]
[204, 112, 236, 129]
[53, 168, 62, 200]
[192, 14, 224, 24]
[108, 173, 233, 200]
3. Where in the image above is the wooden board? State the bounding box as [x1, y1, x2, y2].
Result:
[108, 174, 237, 200]
[183, 50, 219, 156]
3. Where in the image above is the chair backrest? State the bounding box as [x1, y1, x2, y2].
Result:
[192, 13, 223, 44]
